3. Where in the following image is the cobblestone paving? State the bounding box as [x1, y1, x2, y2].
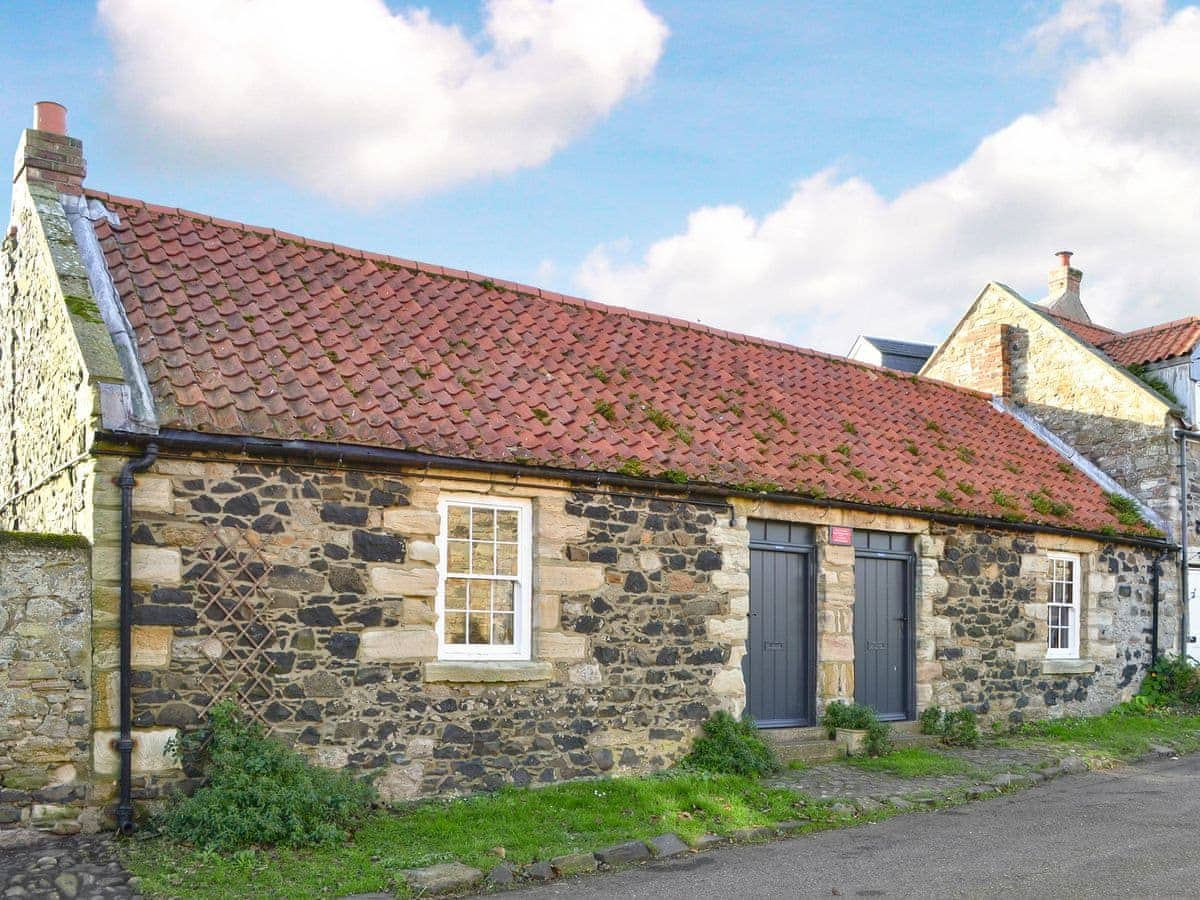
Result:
[0, 830, 137, 899]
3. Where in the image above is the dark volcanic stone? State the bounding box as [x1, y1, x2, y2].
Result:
[321, 503, 369, 526]
[352, 530, 407, 562]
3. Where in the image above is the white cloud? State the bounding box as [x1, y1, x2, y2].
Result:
[98, 0, 667, 204]
[1029, 0, 1164, 55]
[577, 4, 1200, 353]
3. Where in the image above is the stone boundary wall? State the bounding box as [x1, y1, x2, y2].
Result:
[0, 532, 96, 832]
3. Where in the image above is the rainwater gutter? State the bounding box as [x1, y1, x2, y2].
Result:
[98, 428, 1175, 551]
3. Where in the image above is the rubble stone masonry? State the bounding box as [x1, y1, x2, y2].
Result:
[90, 453, 743, 805]
[8, 448, 1158, 825]
[0, 533, 96, 832]
[0, 179, 108, 535]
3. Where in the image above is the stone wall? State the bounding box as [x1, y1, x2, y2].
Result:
[0, 532, 96, 832]
[0, 178, 105, 536]
[924, 524, 1174, 723]
[923, 283, 1178, 533]
[91, 453, 742, 805]
[80, 449, 1171, 817]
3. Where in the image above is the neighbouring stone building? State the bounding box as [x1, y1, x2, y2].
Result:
[922, 251, 1200, 658]
[0, 105, 1179, 832]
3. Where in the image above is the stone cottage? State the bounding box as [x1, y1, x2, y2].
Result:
[0, 105, 1178, 832]
[923, 251, 1200, 659]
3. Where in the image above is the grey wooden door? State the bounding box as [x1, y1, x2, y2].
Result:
[853, 547, 912, 721]
[747, 542, 813, 727]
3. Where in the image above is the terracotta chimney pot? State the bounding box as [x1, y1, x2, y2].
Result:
[33, 101, 67, 135]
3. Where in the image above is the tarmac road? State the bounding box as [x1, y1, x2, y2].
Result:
[511, 753, 1200, 898]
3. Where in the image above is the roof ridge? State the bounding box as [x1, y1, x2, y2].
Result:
[1100, 315, 1200, 343]
[85, 187, 996, 403]
[1046, 309, 1121, 335]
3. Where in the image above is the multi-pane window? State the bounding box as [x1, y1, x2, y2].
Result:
[1046, 553, 1080, 659]
[436, 497, 531, 660]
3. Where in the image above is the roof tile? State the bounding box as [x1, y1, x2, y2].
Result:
[90, 192, 1157, 535]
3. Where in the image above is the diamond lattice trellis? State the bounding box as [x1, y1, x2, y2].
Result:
[191, 525, 277, 725]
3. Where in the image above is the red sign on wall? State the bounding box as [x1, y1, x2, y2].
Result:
[829, 526, 853, 546]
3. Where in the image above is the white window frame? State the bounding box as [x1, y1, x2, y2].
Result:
[435, 495, 532, 661]
[1046, 552, 1081, 659]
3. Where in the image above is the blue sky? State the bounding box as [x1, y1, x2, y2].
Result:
[2, 1, 1197, 351]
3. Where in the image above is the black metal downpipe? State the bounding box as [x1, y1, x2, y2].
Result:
[116, 443, 158, 835]
[1151, 549, 1168, 664]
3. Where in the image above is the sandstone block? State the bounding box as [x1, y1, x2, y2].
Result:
[370, 565, 436, 597]
[820, 633, 854, 661]
[710, 570, 749, 593]
[376, 762, 426, 803]
[536, 591, 561, 628]
[131, 626, 173, 668]
[423, 661, 553, 683]
[538, 561, 604, 593]
[132, 475, 173, 513]
[706, 616, 748, 642]
[536, 509, 588, 543]
[130, 547, 181, 586]
[916, 661, 942, 683]
[360, 627, 437, 661]
[638, 550, 662, 572]
[93, 728, 179, 776]
[710, 666, 745, 697]
[407, 540, 439, 564]
[400, 599, 438, 626]
[382, 507, 440, 536]
[402, 863, 483, 895]
[537, 630, 587, 660]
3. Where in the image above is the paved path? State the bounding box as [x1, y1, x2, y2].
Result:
[764, 745, 1058, 803]
[513, 753, 1200, 898]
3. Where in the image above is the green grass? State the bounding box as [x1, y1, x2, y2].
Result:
[123, 773, 840, 899]
[846, 748, 984, 779]
[1011, 710, 1200, 760]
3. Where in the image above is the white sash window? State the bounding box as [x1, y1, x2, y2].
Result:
[435, 497, 532, 660]
[1046, 553, 1081, 659]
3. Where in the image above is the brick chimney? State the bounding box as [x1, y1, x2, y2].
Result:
[1041, 249, 1091, 323]
[12, 101, 86, 195]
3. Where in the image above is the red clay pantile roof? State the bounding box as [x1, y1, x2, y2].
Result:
[1097, 317, 1200, 367]
[1046, 311, 1122, 347]
[88, 190, 1157, 536]
[1046, 310, 1200, 367]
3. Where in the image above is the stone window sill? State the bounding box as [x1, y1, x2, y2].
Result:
[1042, 658, 1097, 675]
[423, 660, 554, 684]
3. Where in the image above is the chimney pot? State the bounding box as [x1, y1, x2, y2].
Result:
[1055, 249, 1073, 267]
[33, 101, 67, 135]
